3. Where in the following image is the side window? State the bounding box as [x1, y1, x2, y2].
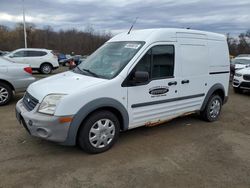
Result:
[152, 45, 174, 78]
[130, 45, 174, 81]
[134, 50, 151, 77]
[13, 51, 25, 57]
[27, 51, 47, 57]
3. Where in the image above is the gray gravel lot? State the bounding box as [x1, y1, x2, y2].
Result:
[0, 67, 250, 188]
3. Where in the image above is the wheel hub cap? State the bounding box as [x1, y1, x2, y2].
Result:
[89, 119, 115, 149]
[0, 87, 8, 103]
[209, 99, 221, 118]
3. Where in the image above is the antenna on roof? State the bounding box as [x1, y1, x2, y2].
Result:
[128, 17, 138, 34]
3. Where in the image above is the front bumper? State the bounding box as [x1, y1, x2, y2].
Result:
[15, 99, 71, 143]
[233, 78, 250, 90]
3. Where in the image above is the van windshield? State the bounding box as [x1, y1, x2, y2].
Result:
[77, 41, 144, 79]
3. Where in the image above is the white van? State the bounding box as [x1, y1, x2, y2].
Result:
[5, 48, 59, 74]
[16, 28, 230, 153]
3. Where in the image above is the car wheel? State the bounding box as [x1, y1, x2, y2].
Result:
[40, 64, 52, 74]
[233, 87, 243, 94]
[0, 82, 13, 106]
[201, 95, 222, 122]
[78, 110, 120, 154]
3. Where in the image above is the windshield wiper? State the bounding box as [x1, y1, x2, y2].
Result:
[82, 68, 100, 78]
[72, 66, 84, 74]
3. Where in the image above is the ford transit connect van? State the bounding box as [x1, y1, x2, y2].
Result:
[16, 28, 230, 153]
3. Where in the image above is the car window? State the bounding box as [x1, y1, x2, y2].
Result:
[232, 59, 250, 65]
[26, 51, 47, 57]
[134, 50, 151, 77]
[13, 51, 26, 57]
[132, 45, 175, 80]
[152, 45, 174, 78]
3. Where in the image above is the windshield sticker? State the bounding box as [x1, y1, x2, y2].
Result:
[124, 43, 141, 49]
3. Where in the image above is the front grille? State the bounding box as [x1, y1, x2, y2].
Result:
[22, 92, 39, 111]
[243, 74, 250, 81]
[240, 82, 250, 88]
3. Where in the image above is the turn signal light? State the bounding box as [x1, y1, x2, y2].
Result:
[59, 117, 73, 123]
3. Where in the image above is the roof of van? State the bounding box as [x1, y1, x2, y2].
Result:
[109, 28, 226, 43]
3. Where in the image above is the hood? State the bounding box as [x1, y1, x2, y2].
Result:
[27, 71, 107, 102]
[235, 64, 248, 69]
[236, 67, 250, 75]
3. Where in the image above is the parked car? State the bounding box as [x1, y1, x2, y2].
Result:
[4, 48, 59, 74]
[57, 53, 67, 63]
[232, 67, 250, 93]
[16, 28, 229, 153]
[230, 57, 250, 76]
[0, 57, 35, 105]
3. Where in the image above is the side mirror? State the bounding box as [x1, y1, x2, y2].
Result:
[134, 71, 149, 83]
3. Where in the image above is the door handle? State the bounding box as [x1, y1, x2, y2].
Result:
[168, 81, 177, 86]
[181, 80, 189, 84]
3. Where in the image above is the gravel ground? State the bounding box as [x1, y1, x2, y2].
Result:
[0, 67, 250, 188]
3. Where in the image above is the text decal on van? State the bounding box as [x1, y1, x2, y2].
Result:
[149, 86, 169, 97]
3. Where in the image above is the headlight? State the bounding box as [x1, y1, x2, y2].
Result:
[234, 73, 242, 77]
[38, 94, 66, 115]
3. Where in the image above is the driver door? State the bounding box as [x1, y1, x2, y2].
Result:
[125, 44, 181, 129]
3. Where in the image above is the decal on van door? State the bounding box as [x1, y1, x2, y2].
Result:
[149, 86, 169, 97]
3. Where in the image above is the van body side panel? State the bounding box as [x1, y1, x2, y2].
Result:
[177, 34, 209, 112]
[207, 39, 230, 97]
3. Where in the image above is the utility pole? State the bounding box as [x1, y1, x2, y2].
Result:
[22, 0, 27, 48]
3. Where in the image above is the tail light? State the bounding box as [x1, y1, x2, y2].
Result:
[24, 67, 32, 74]
[51, 51, 58, 59]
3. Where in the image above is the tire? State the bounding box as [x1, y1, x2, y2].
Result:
[201, 95, 222, 122]
[78, 110, 120, 154]
[233, 87, 243, 94]
[0, 82, 13, 106]
[40, 63, 52, 74]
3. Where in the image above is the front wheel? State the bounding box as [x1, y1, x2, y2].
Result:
[78, 110, 120, 154]
[0, 82, 13, 106]
[201, 95, 222, 122]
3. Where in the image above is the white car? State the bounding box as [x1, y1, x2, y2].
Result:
[4, 48, 59, 74]
[233, 67, 250, 93]
[16, 28, 230, 153]
[0, 57, 35, 105]
[231, 57, 250, 72]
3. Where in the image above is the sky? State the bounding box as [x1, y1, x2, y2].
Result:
[0, 0, 249, 36]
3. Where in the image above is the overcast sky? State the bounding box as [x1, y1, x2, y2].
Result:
[0, 0, 249, 35]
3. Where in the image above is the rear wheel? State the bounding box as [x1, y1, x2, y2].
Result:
[0, 82, 13, 106]
[40, 63, 52, 74]
[201, 95, 222, 122]
[78, 110, 120, 154]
